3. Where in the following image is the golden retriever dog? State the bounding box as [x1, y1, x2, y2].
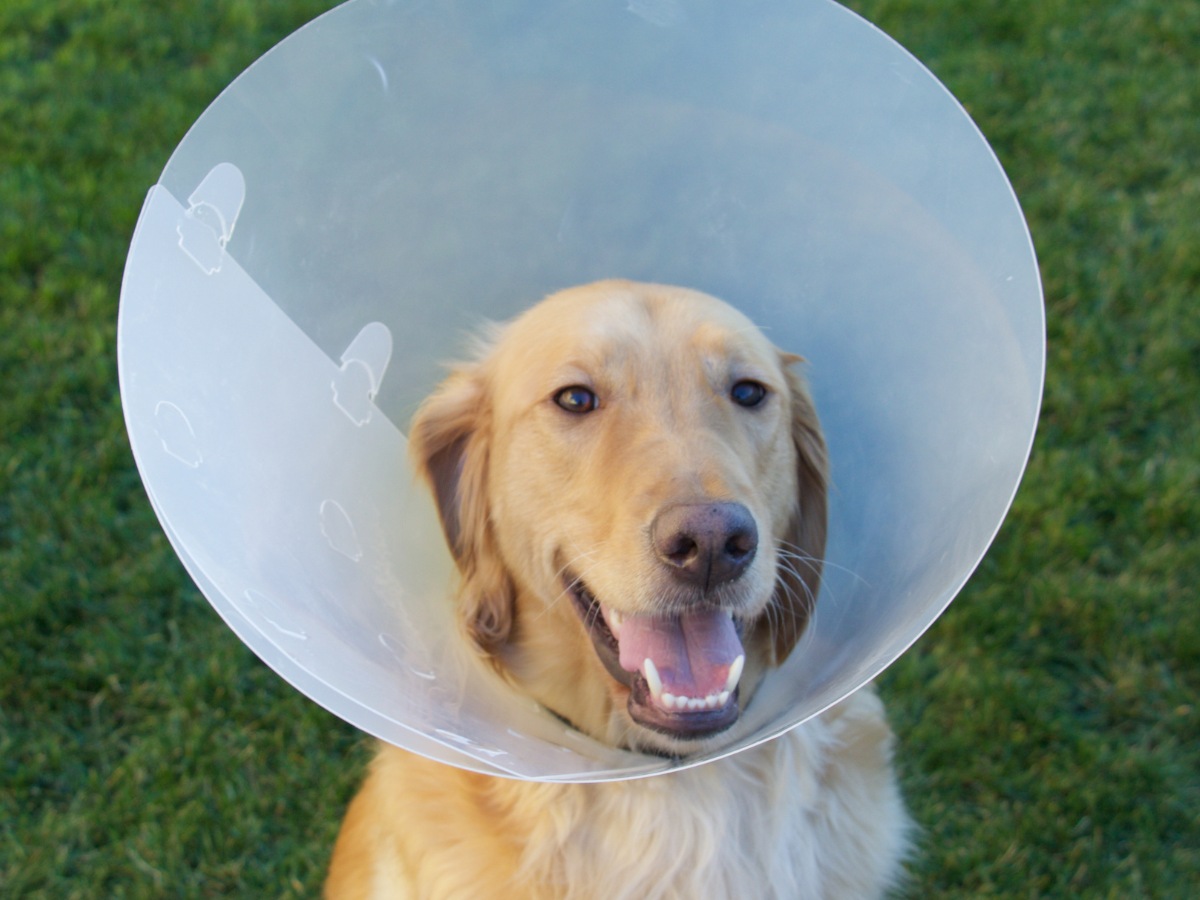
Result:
[326, 280, 909, 899]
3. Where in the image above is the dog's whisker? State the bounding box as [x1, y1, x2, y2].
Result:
[774, 546, 826, 581]
[771, 573, 815, 624]
[776, 540, 869, 586]
[530, 546, 609, 627]
[550, 549, 599, 589]
[774, 549, 844, 613]
[772, 557, 819, 619]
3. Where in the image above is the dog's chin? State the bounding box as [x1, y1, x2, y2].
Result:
[564, 575, 748, 751]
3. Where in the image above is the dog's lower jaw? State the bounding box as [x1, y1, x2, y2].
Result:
[561, 576, 751, 746]
[624, 670, 742, 741]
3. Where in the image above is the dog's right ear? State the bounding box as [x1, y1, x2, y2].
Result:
[408, 363, 514, 654]
[763, 362, 829, 665]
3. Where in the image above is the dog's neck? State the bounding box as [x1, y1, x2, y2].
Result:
[473, 715, 870, 900]
[494, 586, 626, 743]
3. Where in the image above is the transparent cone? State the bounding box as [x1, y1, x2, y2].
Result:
[119, 0, 1043, 781]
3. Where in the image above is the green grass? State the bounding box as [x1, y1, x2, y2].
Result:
[2, 0, 1197, 896]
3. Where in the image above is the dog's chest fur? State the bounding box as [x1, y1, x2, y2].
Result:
[351, 688, 908, 900]
[498, 740, 819, 900]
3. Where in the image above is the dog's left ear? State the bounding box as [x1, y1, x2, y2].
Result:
[408, 359, 515, 654]
[767, 361, 829, 664]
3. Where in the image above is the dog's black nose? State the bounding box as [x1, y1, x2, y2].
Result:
[651, 502, 758, 590]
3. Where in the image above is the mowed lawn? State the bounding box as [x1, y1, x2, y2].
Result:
[2, 1, 1196, 897]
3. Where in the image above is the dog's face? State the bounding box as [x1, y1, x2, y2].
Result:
[410, 281, 827, 755]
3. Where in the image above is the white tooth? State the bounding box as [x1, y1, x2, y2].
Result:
[687, 698, 702, 711]
[724, 655, 745, 694]
[718, 691, 730, 706]
[662, 692, 676, 709]
[608, 609, 622, 637]
[705, 694, 718, 708]
[643, 658, 663, 699]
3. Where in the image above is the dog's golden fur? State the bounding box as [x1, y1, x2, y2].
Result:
[326, 281, 909, 899]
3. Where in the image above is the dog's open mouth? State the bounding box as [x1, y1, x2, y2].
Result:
[566, 576, 744, 738]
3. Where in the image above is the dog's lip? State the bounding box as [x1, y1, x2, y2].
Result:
[564, 574, 743, 739]
[565, 578, 635, 689]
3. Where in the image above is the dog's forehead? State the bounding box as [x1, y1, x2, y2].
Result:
[503, 282, 775, 367]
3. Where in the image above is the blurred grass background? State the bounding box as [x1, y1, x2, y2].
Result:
[2, 0, 1196, 896]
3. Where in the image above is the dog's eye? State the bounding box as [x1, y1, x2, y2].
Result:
[554, 385, 599, 414]
[730, 380, 768, 408]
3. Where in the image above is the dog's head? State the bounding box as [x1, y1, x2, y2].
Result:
[410, 281, 827, 755]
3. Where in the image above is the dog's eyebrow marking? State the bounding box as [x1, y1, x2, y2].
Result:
[696, 346, 775, 398]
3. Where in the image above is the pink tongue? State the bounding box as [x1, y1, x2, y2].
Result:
[613, 608, 743, 698]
